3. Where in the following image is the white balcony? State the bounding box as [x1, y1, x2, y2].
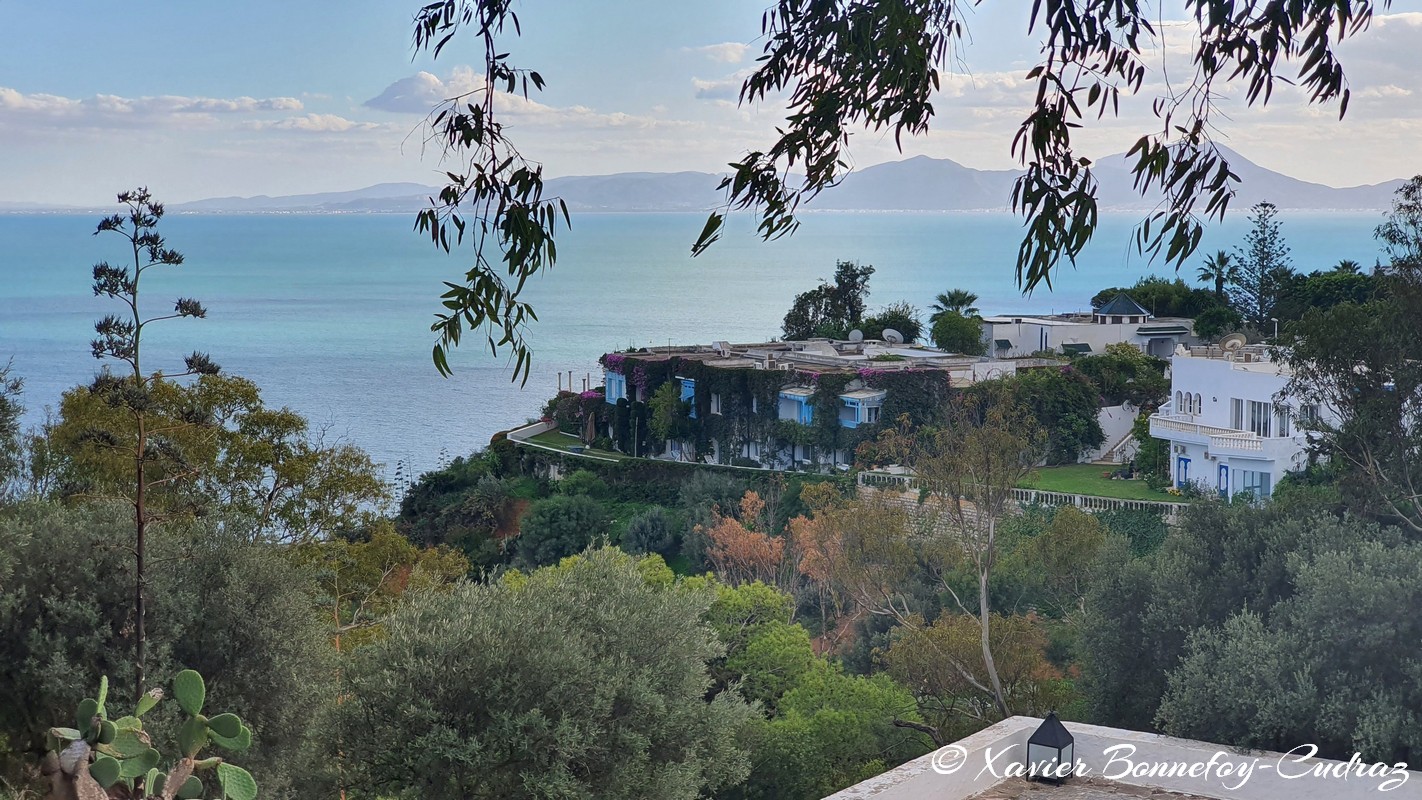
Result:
[1150, 413, 1301, 463]
[1148, 413, 1241, 444]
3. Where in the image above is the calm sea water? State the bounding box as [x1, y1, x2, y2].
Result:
[0, 210, 1387, 476]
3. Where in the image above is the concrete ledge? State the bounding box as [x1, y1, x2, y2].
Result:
[825, 717, 1417, 800]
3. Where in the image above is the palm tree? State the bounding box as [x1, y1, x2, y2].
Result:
[930, 289, 979, 322]
[1196, 250, 1238, 300]
[1333, 259, 1361, 274]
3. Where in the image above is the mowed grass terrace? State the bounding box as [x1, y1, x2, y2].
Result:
[1018, 464, 1167, 501]
[524, 430, 628, 461]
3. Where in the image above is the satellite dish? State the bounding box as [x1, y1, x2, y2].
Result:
[848, 329, 864, 342]
[883, 328, 904, 345]
[1221, 333, 1247, 352]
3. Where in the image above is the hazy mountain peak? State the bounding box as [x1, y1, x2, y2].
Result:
[137, 149, 1407, 214]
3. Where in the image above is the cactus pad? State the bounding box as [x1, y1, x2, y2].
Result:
[173, 670, 206, 716]
[119, 747, 161, 779]
[178, 717, 208, 758]
[217, 762, 259, 800]
[89, 754, 122, 788]
[75, 698, 99, 737]
[206, 713, 242, 739]
[177, 775, 205, 799]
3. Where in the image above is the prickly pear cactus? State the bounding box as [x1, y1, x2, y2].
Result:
[42, 671, 258, 800]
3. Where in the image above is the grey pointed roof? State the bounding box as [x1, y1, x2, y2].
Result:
[1096, 293, 1150, 317]
[1028, 712, 1074, 748]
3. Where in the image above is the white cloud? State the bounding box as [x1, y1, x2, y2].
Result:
[692, 69, 754, 101]
[0, 87, 302, 130]
[362, 71, 453, 114]
[245, 113, 392, 133]
[682, 42, 751, 64]
[365, 68, 701, 137]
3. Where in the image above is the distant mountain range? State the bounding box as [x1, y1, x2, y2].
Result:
[3, 147, 1406, 214]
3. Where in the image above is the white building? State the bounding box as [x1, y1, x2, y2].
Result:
[1148, 344, 1325, 499]
[983, 293, 1196, 359]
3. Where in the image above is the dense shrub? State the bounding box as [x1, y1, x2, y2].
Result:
[0, 501, 334, 798]
[622, 506, 678, 557]
[514, 495, 610, 568]
[334, 548, 754, 800]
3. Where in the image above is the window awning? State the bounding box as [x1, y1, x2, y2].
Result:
[839, 389, 887, 403]
[1061, 343, 1092, 354]
[779, 387, 815, 398]
[994, 339, 1013, 349]
[1135, 325, 1191, 335]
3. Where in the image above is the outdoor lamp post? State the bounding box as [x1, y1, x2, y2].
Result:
[1027, 712, 1075, 784]
[1270, 317, 1279, 338]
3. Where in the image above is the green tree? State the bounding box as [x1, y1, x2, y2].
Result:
[861, 301, 923, 343]
[0, 362, 22, 501]
[1078, 503, 1379, 733]
[293, 524, 470, 651]
[1280, 184, 1422, 533]
[648, 380, 692, 456]
[333, 547, 754, 800]
[49, 374, 389, 543]
[734, 663, 929, 800]
[396, 452, 512, 566]
[1195, 249, 1238, 300]
[1090, 277, 1220, 318]
[1072, 343, 1168, 408]
[929, 311, 984, 354]
[781, 260, 875, 340]
[1271, 267, 1376, 322]
[1230, 201, 1293, 326]
[884, 611, 1077, 744]
[1190, 305, 1244, 340]
[1001, 506, 1108, 622]
[930, 289, 979, 322]
[1156, 538, 1422, 763]
[1375, 175, 1422, 269]
[622, 506, 678, 557]
[412, 2, 1382, 372]
[0, 501, 335, 798]
[513, 494, 610, 568]
[914, 392, 1049, 719]
[1004, 368, 1104, 465]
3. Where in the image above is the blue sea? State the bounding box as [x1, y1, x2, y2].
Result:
[0, 209, 1388, 477]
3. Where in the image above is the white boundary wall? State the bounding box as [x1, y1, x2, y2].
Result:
[826, 717, 1417, 800]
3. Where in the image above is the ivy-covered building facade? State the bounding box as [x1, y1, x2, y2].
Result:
[563, 338, 1061, 470]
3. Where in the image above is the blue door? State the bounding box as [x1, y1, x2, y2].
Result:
[1218, 464, 1230, 499]
[1176, 456, 1191, 488]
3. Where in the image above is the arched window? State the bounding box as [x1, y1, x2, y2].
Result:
[1194, 394, 1203, 415]
[1175, 390, 1183, 411]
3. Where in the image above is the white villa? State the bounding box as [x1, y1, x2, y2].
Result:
[983, 294, 1197, 359]
[1148, 343, 1327, 499]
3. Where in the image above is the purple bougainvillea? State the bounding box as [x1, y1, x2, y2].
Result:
[630, 365, 650, 393]
[601, 352, 627, 374]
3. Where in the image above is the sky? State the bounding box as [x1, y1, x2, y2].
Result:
[3, 1, 1422, 205]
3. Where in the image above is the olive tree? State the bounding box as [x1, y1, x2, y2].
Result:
[333, 547, 754, 799]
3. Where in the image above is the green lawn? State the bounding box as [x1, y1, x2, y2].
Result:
[1019, 464, 1169, 502]
[524, 430, 627, 461]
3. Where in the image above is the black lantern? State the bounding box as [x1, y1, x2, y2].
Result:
[1027, 712, 1075, 783]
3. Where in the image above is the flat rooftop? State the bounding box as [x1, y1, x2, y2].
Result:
[969, 778, 1215, 800]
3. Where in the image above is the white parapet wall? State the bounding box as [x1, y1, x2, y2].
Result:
[825, 717, 1417, 800]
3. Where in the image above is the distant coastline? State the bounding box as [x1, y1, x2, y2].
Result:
[2, 146, 1408, 215]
